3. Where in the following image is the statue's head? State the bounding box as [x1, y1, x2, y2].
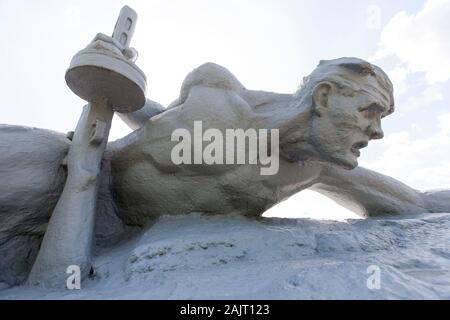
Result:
[285, 57, 394, 169]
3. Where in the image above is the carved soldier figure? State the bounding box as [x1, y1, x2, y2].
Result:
[0, 7, 449, 288]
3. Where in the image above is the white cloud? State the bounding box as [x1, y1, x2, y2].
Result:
[400, 85, 444, 114]
[439, 113, 450, 135]
[385, 66, 410, 97]
[374, 0, 450, 84]
[366, 1, 450, 192]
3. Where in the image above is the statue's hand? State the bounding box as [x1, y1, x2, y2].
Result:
[91, 33, 138, 62]
[123, 47, 138, 62]
[92, 33, 123, 50]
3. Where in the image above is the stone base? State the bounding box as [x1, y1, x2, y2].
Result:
[1, 212, 450, 299]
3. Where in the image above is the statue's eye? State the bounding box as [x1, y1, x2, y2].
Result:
[359, 103, 384, 117]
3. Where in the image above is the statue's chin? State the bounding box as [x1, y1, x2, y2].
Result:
[331, 155, 358, 170]
[280, 144, 359, 169]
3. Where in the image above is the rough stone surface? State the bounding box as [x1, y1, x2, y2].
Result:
[1, 213, 449, 299]
[0, 125, 69, 286]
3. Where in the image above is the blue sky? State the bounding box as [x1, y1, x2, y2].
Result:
[0, 0, 449, 219]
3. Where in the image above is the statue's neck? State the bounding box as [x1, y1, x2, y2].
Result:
[251, 94, 322, 163]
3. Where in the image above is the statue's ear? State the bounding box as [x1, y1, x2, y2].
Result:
[312, 81, 333, 116]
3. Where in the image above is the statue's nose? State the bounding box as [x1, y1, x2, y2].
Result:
[370, 129, 384, 140]
[366, 120, 384, 140]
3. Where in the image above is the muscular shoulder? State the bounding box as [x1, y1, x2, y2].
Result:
[176, 63, 246, 106]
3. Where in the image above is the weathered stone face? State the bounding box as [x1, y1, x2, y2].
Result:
[308, 82, 389, 170]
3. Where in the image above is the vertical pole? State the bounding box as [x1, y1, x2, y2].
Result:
[28, 102, 113, 288]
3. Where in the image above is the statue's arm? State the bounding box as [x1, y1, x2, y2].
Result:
[311, 165, 450, 217]
[116, 99, 165, 130]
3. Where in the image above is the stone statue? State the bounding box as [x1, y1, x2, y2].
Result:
[0, 6, 449, 288]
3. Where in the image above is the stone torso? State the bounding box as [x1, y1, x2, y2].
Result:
[109, 84, 322, 226]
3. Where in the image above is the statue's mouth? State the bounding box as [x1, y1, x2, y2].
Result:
[350, 141, 368, 157]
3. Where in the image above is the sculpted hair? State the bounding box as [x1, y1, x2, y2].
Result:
[295, 57, 394, 117]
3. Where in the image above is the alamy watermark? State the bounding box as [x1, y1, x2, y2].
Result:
[366, 5, 382, 30]
[170, 121, 279, 175]
[66, 265, 81, 290]
[366, 265, 381, 290]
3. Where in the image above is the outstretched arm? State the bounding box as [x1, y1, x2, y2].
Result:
[116, 99, 165, 130]
[311, 165, 450, 217]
